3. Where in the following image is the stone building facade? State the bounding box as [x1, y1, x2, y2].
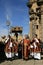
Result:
[27, 0, 43, 41]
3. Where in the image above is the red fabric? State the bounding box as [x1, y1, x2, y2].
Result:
[23, 39, 30, 59]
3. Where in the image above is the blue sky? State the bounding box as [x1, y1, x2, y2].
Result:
[0, 0, 30, 36]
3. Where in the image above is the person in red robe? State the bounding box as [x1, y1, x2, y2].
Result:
[22, 35, 30, 60]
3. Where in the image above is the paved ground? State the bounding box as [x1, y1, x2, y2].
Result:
[0, 57, 43, 65]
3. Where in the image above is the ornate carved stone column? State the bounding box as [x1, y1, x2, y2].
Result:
[41, 5, 43, 41]
[37, 0, 43, 41]
[27, 0, 43, 41]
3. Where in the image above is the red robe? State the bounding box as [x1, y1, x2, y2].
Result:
[22, 39, 30, 60]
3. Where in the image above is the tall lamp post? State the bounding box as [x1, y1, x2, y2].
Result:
[6, 20, 10, 35]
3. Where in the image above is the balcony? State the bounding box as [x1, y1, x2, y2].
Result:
[29, 11, 36, 15]
[37, 0, 43, 6]
[30, 15, 34, 21]
[27, 0, 37, 8]
[29, 9, 36, 14]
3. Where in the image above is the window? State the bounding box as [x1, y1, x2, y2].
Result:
[36, 25, 38, 29]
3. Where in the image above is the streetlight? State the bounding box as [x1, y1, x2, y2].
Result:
[6, 20, 10, 35]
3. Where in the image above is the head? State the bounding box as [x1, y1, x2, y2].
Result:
[23, 35, 29, 39]
[26, 35, 29, 39]
[8, 35, 11, 38]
